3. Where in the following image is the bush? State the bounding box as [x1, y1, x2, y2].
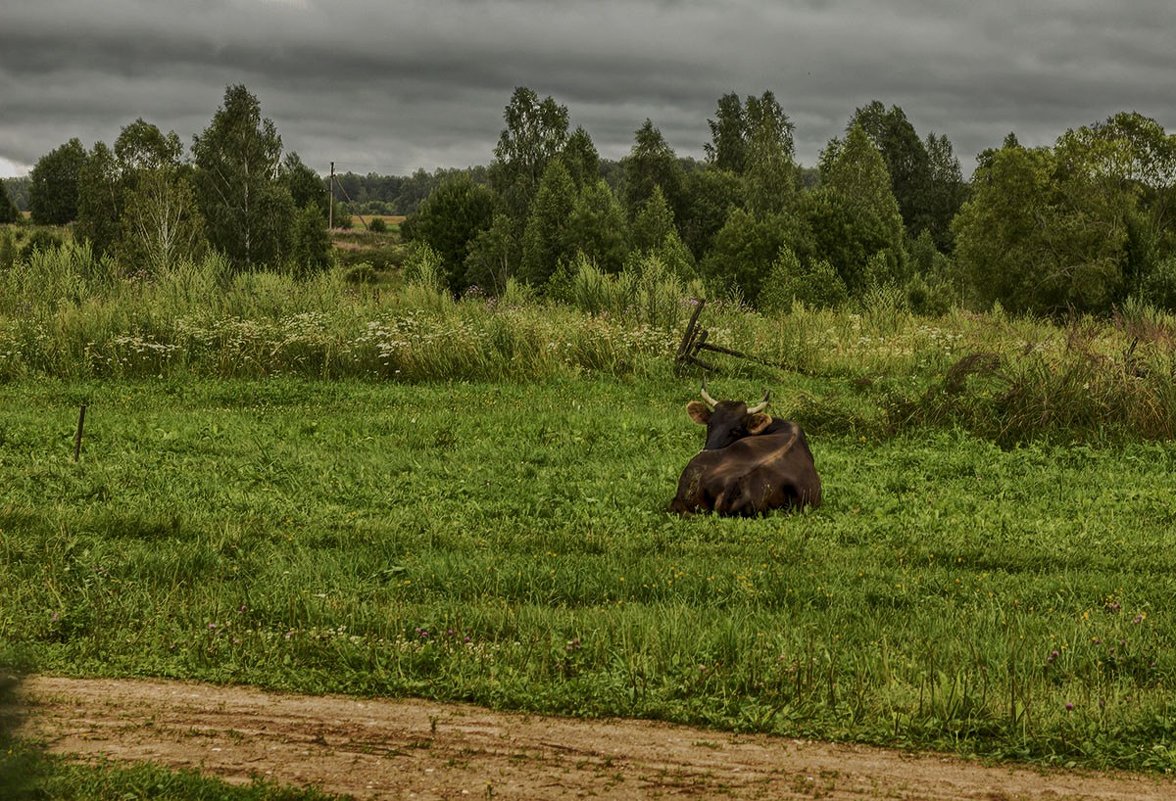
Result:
[759, 248, 848, 313]
[336, 243, 405, 272]
[1138, 255, 1176, 311]
[369, 217, 388, 233]
[288, 204, 333, 277]
[905, 273, 957, 317]
[19, 229, 63, 261]
[343, 264, 379, 285]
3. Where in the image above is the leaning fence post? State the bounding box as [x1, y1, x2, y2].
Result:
[675, 298, 706, 373]
[72, 403, 87, 462]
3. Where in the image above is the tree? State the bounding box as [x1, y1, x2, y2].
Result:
[1077, 112, 1176, 289]
[629, 186, 676, 253]
[704, 92, 749, 173]
[923, 132, 968, 251]
[700, 208, 812, 305]
[519, 158, 577, 288]
[648, 229, 697, 283]
[680, 167, 742, 259]
[952, 137, 1133, 314]
[850, 101, 932, 239]
[801, 190, 873, 296]
[743, 91, 799, 216]
[115, 118, 183, 173]
[489, 87, 570, 222]
[403, 173, 497, 292]
[192, 84, 293, 270]
[118, 169, 206, 275]
[392, 168, 437, 214]
[109, 119, 206, 275]
[29, 138, 86, 225]
[621, 119, 686, 222]
[75, 142, 123, 258]
[4, 177, 31, 213]
[282, 152, 328, 217]
[627, 185, 695, 281]
[562, 127, 601, 190]
[0, 181, 17, 224]
[818, 123, 907, 289]
[976, 132, 1021, 172]
[288, 203, 332, 276]
[954, 141, 1050, 312]
[465, 213, 521, 295]
[758, 247, 847, 313]
[565, 179, 628, 274]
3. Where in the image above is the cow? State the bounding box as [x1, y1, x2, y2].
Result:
[668, 385, 821, 516]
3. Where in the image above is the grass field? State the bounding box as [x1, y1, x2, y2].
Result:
[5, 243, 1176, 787]
[4, 375, 1176, 773]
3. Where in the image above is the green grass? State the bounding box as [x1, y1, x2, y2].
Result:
[6, 246, 1176, 447]
[1, 748, 346, 801]
[4, 376, 1176, 773]
[7, 242, 1176, 784]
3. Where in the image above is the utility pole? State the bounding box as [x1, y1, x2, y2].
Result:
[328, 161, 335, 230]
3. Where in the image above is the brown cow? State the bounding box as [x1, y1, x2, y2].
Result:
[668, 386, 821, 516]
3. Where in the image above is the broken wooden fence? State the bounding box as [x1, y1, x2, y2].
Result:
[673, 298, 788, 374]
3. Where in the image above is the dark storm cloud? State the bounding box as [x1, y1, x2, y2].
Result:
[2, 0, 1174, 178]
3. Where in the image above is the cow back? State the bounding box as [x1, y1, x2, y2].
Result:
[669, 421, 821, 516]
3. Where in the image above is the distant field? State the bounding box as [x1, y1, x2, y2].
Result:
[4, 376, 1176, 771]
[335, 213, 404, 230]
[368, 214, 406, 225]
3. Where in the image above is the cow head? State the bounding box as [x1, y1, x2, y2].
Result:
[686, 384, 772, 450]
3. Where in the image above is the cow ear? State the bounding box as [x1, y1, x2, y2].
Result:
[746, 413, 772, 434]
[686, 401, 711, 425]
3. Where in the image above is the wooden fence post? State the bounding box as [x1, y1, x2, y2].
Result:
[72, 403, 87, 462]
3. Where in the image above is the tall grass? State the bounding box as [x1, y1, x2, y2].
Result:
[563, 252, 699, 330]
[0, 249, 680, 382]
[5, 244, 1176, 443]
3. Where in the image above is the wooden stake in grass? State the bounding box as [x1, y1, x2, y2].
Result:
[73, 403, 87, 462]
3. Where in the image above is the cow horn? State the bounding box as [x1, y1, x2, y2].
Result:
[746, 390, 771, 415]
[700, 381, 718, 411]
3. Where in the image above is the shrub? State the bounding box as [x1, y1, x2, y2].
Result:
[288, 203, 333, 277]
[905, 273, 957, 317]
[343, 264, 379, 286]
[1138, 255, 1176, 311]
[19, 229, 63, 261]
[759, 248, 848, 313]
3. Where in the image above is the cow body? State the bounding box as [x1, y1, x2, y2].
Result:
[668, 388, 821, 516]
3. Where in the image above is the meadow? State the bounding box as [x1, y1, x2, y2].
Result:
[5, 243, 1176, 782]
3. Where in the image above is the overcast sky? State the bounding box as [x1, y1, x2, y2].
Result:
[2, 0, 1174, 180]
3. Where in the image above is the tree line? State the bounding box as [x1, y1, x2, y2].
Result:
[401, 87, 1176, 317]
[4, 85, 331, 276]
[5, 83, 1175, 317]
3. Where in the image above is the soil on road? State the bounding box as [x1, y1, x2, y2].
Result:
[17, 676, 1176, 800]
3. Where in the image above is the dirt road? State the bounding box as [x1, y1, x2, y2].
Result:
[18, 676, 1176, 800]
